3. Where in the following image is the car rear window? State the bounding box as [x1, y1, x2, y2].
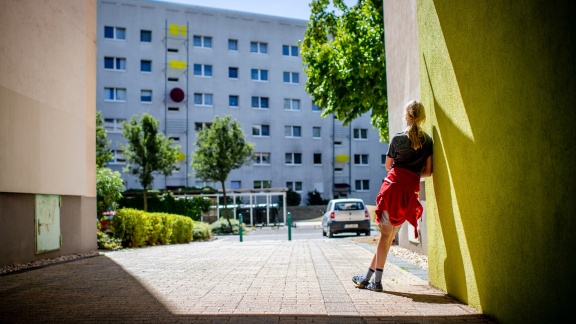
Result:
[334, 202, 364, 211]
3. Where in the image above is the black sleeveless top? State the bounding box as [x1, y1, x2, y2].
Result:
[387, 132, 433, 175]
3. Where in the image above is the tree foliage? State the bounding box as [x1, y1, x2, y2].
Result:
[96, 111, 113, 168]
[96, 167, 125, 217]
[120, 113, 180, 211]
[191, 116, 254, 223]
[301, 0, 388, 141]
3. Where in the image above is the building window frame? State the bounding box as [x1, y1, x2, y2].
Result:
[228, 67, 239, 79]
[353, 128, 368, 140]
[228, 39, 238, 51]
[282, 45, 299, 57]
[229, 95, 239, 108]
[354, 154, 369, 165]
[193, 64, 213, 77]
[251, 96, 269, 109]
[104, 118, 125, 133]
[285, 153, 302, 165]
[253, 152, 271, 165]
[140, 30, 152, 42]
[286, 181, 303, 192]
[104, 26, 126, 40]
[250, 41, 268, 54]
[254, 180, 271, 189]
[251, 69, 268, 81]
[193, 35, 212, 48]
[252, 124, 270, 137]
[104, 57, 126, 71]
[104, 87, 126, 102]
[355, 179, 370, 191]
[283, 72, 299, 84]
[284, 125, 302, 138]
[283, 99, 301, 111]
[140, 60, 152, 73]
[194, 93, 213, 106]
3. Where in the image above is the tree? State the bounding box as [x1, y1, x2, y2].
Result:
[120, 113, 180, 211]
[96, 167, 124, 217]
[301, 0, 389, 141]
[191, 116, 254, 227]
[96, 111, 113, 168]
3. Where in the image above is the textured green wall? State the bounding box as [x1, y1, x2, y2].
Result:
[417, 0, 575, 322]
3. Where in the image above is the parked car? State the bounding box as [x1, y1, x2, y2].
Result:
[321, 198, 371, 238]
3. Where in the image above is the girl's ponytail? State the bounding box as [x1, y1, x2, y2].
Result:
[404, 100, 426, 150]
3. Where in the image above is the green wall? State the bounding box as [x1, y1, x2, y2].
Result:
[417, 0, 575, 322]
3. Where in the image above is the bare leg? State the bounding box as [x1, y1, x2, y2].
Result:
[375, 223, 395, 270]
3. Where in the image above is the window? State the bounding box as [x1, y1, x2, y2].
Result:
[167, 77, 178, 82]
[312, 104, 321, 111]
[194, 64, 212, 77]
[251, 96, 269, 109]
[228, 39, 238, 51]
[140, 30, 152, 42]
[251, 69, 268, 81]
[353, 128, 368, 139]
[104, 26, 125, 40]
[193, 35, 212, 48]
[103, 118, 125, 133]
[283, 72, 299, 84]
[229, 95, 239, 108]
[169, 137, 180, 144]
[141, 90, 152, 103]
[283, 99, 300, 111]
[194, 93, 213, 106]
[282, 45, 299, 57]
[252, 124, 270, 137]
[250, 41, 267, 54]
[334, 140, 343, 146]
[285, 153, 302, 165]
[285, 126, 301, 138]
[167, 48, 179, 53]
[313, 153, 322, 165]
[140, 60, 151, 72]
[354, 154, 369, 165]
[104, 88, 126, 101]
[254, 180, 271, 189]
[229, 67, 238, 79]
[104, 57, 126, 71]
[355, 180, 370, 191]
[286, 181, 303, 192]
[109, 150, 126, 164]
[335, 167, 343, 173]
[312, 127, 321, 138]
[253, 152, 271, 165]
[168, 106, 180, 112]
[194, 122, 212, 131]
[231, 181, 241, 189]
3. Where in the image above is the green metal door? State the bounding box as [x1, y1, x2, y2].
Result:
[35, 195, 61, 254]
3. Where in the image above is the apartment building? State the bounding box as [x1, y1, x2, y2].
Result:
[97, 0, 388, 205]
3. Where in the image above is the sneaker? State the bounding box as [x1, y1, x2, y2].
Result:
[352, 275, 370, 289]
[366, 280, 383, 292]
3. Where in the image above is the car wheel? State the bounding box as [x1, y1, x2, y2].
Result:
[356, 232, 361, 236]
[322, 229, 327, 237]
[365, 230, 371, 236]
[328, 231, 333, 238]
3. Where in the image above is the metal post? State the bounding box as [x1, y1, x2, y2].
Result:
[287, 212, 292, 241]
[239, 213, 243, 242]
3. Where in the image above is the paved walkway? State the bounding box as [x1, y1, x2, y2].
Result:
[0, 238, 495, 323]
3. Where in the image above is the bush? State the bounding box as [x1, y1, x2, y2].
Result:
[210, 217, 245, 235]
[193, 221, 212, 241]
[119, 191, 211, 221]
[112, 208, 208, 247]
[96, 167, 124, 217]
[97, 231, 122, 250]
[307, 190, 329, 205]
[286, 188, 301, 206]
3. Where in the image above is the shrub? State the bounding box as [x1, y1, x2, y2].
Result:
[119, 191, 211, 221]
[210, 217, 245, 235]
[307, 190, 329, 205]
[97, 231, 122, 250]
[113, 208, 150, 247]
[171, 215, 194, 244]
[192, 221, 212, 241]
[286, 188, 301, 206]
[96, 167, 124, 217]
[147, 214, 163, 246]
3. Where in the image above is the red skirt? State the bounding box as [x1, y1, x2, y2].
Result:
[375, 167, 422, 238]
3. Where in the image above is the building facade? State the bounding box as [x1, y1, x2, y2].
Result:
[97, 0, 388, 206]
[0, 0, 97, 267]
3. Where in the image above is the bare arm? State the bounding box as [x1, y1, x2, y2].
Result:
[420, 155, 433, 178]
[385, 156, 393, 171]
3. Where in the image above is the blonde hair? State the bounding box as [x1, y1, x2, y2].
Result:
[404, 100, 426, 150]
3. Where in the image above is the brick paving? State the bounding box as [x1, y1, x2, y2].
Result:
[0, 238, 496, 323]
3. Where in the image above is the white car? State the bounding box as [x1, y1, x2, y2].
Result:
[321, 198, 371, 238]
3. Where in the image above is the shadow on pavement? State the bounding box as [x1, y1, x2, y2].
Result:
[0, 254, 495, 323]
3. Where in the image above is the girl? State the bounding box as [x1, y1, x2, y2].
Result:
[353, 99, 433, 292]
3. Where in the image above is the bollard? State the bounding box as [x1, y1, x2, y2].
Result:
[287, 212, 292, 241]
[239, 213, 243, 242]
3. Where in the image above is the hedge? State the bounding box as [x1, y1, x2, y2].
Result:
[112, 208, 211, 247]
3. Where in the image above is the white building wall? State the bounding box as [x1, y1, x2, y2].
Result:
[97, 0, 387, 205]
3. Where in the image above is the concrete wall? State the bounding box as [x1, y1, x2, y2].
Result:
[417, 0, 575, 322]
[383, 0, 428, 255]
[0, 0, 97, 267]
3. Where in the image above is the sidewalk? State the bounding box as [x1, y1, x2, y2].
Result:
[0, 238, 495, 323]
